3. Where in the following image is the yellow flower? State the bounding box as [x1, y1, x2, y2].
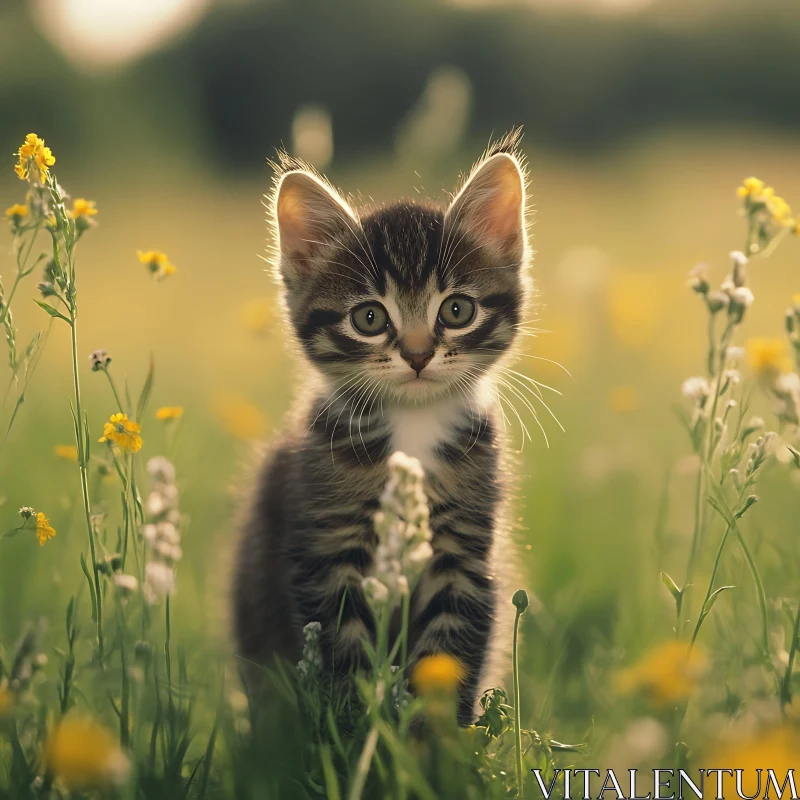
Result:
[242, 298, 275, 336]
[99, 413, 143, 453]
[615, 640, 707, 705]
[606, 271, 675, 349]
[212, 394, 266, 440]
[155, 406, 184, 421]
[747, 337, 792, 378]
[736, 176, 765, 199]
[14, 132, 55, 183]
[792, 293, 800, 309]
[608, 385, 638, 413]
[705, 728, 799, 795]
[769, 195, 793, 225]
[70, 198, 97, 218]
[412, 654, 465, 695]
[4, 203, 28, 218]
[54, 445, 78, 462]
[36, 512, 56, 547]
[137, 250, 176, 281]
[45, 716, 130, 791]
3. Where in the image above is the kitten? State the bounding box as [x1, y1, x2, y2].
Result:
[233, 131, 531, 724]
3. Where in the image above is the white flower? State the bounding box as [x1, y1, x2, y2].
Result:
[363, 451, 432, 609]
[743, 416, 765, 437]
[146, 493, 168, 519]
[297, 621, 323, 680]
[144, 562, 175, 602]
[723, 369, 741, 386]
[775, 373, 800, 394]
[731, 287, 754, 309]
[726, 346, 745, 362]
[681, 377, 710, 400]
[112, 574, 139, 594]
[362, 576, 389, 604]
[730, 250, 748, 267]
[147, 456, 176, 485]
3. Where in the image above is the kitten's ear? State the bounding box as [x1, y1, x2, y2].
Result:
[274, 169, 359, 271]
[445, 152, 526, 263]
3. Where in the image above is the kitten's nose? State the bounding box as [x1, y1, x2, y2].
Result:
[401, 349, 434, 376]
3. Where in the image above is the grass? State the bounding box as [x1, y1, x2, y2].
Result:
[0, 130, 799, 797]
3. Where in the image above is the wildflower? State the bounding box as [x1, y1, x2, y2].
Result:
[212, 393, 266, 440]
[615, 640, 707, 705]
[608, 385, 638, 413]
[726, 346, 745, 362]
[112, 574, 139, 595]
[747, 338, 792, 378]
[730, 286, 754, 309]
[681, 376, 710, 401]
[412, 654, 465, 695]
[736, 176, 765, 199]
[70, 198, 97, 218]
[54, 445, 78, 462]
[155, 406, 183, 421]
[705, 727, 799, 796]
[146, 455, 176, 485]
[99, 413, 142, 453]
[89, 349, 111, 371]
[687, 264, 709, 295]
[297, 621, 323, 681]
[35, 512, 56, 547]
[775, 372, 800, 394]
[363, 451, 432, 608]
[137, 250, 176, 281]
[242, 298, 275, 336]
[144, 562, 174, 601]
[4, 203, 28, 220]
[18, 506, 34, 520]
[742, 416, 765, 438]
[143, 456, 182, 604]
[362, 576, 389, 604]
[45, 716, 130, 791]
[14, 133, 55, 183]
[703, 290, 728, 315]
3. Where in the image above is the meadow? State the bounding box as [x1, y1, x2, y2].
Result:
[0, 128, 799, 797]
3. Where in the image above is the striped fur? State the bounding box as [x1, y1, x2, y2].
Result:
[234, 131, 530, 724]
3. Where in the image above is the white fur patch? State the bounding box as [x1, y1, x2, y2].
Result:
[387, 395, 463, 473]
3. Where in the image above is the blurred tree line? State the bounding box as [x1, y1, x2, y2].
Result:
[1, 0, 799, 174]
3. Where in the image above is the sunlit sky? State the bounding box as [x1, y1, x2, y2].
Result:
[31, 0, 212, 70]
[33, 0, 657, 71]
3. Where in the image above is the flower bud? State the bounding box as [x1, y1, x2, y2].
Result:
[89, 349, 111, 372]
[512, 589, 529, 611]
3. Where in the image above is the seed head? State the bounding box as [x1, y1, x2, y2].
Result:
[89, 350, 111, 372]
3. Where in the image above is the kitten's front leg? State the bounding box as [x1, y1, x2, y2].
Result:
[293, 545, 377, 674]
[409, 561, 495, 725]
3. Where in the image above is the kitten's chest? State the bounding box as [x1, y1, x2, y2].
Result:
[386, 397, 463, 475]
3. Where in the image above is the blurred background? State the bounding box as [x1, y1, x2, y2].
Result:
[2, 0, 800, 750]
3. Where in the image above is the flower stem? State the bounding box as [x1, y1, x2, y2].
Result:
[512, 604, 525, 798]
[690, 516, 733, 647]
[69, 312, 104, 659]
[781, 598, 800, 709]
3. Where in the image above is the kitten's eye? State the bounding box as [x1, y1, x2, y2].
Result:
[438, 295, 476, 329]
[351, 302, 389, 336]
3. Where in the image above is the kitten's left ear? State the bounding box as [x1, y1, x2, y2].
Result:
[445, 152, 526, 263]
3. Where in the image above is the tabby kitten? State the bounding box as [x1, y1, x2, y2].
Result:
[233, 133, 531, 724]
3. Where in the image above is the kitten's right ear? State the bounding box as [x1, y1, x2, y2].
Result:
[274, 170, 359, 274]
